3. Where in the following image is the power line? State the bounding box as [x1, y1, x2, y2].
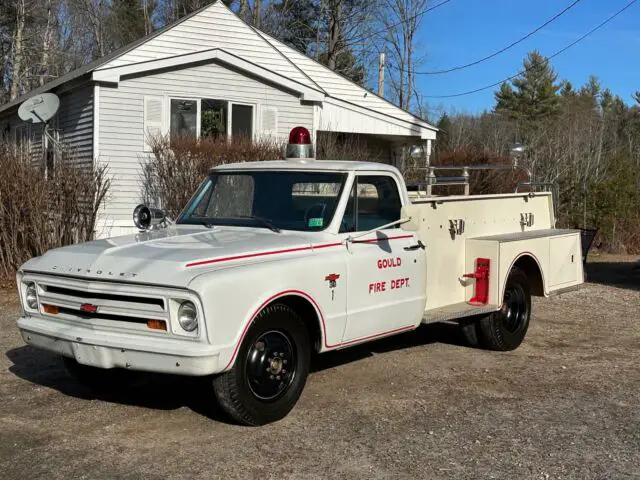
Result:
[344, 0, 453, 48]
[413, 0, 584, 75]
[423, 0, 639, 99]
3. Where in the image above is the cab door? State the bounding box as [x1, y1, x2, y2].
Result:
[340, 174, 426, 344]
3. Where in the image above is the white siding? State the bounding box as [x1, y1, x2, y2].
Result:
[0, 84, 93, 169]
[254, 30, 434, 131]
[93, 1, 436, 139]
[96, 3, 310, 88]
[316, 99, 434, 139]
[58, 84, 94, 166]
[98, 61, 313, 230]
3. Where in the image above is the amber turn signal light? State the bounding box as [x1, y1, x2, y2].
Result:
[42, 304, 60, 315]
[147, 319, 167, 331]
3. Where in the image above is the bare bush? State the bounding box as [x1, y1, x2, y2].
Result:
[316, 131, 389, 162]
[141, 135, 284, 218]
[0, 143, 110, 278]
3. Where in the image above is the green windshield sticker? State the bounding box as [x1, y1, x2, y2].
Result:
[308, 217, 324, 228]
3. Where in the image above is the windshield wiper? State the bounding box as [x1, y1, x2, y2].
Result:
[233, 216, 281, 233]
[200, 222, 214, 228]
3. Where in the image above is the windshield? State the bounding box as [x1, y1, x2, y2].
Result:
[177, 170, 348, 231]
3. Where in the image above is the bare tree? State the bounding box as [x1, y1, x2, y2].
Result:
[9, 0, 26, 100]
[73, 0, 109, 58]
[38, 0, 55, 87]
[377, 0, 427, 110]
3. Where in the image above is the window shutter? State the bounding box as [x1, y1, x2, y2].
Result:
[143, 96, 165, 152]
[261, 106, 278, 140]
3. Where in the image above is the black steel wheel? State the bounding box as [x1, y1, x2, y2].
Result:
[245, 330, 296, 401]
[479, 266, 531, 351]
[212, 303, 310, 426]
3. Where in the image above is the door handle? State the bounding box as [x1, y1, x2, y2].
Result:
[404, 240, 425, 251]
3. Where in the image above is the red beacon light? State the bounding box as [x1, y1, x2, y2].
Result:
[285, 126, 314, 160]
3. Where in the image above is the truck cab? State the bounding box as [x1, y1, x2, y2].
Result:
[16, 127, 583, 425]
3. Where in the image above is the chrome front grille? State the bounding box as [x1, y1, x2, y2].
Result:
[44, 285, 165, 309]
[34, 276, 170, 333]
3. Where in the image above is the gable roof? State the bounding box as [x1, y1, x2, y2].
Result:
[0, 2, 216, 116]
[0, 0, 436, 133]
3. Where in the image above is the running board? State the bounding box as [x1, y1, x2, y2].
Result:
[422, 302, 500, 324]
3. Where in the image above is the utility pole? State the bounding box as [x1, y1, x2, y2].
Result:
[378, 52, 385, 97]
[253, 0, 261, 28]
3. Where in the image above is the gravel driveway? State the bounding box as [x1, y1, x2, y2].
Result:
[1, 256, 639, 479]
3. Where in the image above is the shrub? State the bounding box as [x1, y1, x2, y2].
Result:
[141, 135, 284, 218]
[0, 143, 110, 278]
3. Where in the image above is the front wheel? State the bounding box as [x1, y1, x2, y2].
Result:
[479, 266, 532, 351]
[212, 304, 310, 426]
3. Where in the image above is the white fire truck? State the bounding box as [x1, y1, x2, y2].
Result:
[16, 127, 584, 425]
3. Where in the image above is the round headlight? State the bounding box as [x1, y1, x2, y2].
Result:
[178, 301, 198, 332]
[25, 282, 38, 310]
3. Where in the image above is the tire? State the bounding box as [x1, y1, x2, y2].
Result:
[212, 303, 311, 426]
[63, 357, 123, 392]
[459, 316, 482, 348]
[479, 266, 532, 351]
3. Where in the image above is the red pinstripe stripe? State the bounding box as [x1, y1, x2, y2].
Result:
[185, 234, 414, 268]
[224, 289, 417, 370]
[186, 243, 342, 268]
[335, 325, 416, 347]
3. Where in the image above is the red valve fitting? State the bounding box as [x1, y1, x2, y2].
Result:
[464, 258, 490, 306]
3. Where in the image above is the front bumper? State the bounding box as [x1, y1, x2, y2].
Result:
[18, 315, 220, 376]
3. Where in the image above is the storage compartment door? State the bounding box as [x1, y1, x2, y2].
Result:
[548, 234, 581, 288]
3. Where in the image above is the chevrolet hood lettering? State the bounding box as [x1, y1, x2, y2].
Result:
[22, 226, 318, 288]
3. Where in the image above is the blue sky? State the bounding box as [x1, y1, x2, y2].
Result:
[410, 0, 640, 115]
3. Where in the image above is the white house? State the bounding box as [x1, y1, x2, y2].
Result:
[0, 0, 437, 237]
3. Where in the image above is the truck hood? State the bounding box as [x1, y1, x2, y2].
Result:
[21, 226, 320, 288]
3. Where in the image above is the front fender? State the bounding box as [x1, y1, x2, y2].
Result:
[188, 252, 347, 373]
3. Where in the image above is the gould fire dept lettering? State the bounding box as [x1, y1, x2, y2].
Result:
[377, 257, 402, 269]
[369, 278, 411, 294]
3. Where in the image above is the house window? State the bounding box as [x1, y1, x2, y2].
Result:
[170, 99, 197, 138]
[169, 97, 254, 141]
[231, 104, 253, 139]
[201, 99, 227, 139]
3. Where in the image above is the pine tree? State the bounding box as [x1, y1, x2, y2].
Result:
[436, 113, 453, 152]
[494, 51, 561, 120]
[560, 80, 577, 98]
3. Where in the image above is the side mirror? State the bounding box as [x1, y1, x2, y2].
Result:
[400, 204, 421, 232]
[133, 204, 166, 230]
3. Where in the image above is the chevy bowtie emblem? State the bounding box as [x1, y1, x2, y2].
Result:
[325, 273, 340, 289]
[79, 303, 98, 314]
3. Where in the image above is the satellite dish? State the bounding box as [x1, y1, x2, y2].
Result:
[18, 93, 60, 123]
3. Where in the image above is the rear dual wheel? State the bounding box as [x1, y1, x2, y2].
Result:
[459, 267, 531, 351]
